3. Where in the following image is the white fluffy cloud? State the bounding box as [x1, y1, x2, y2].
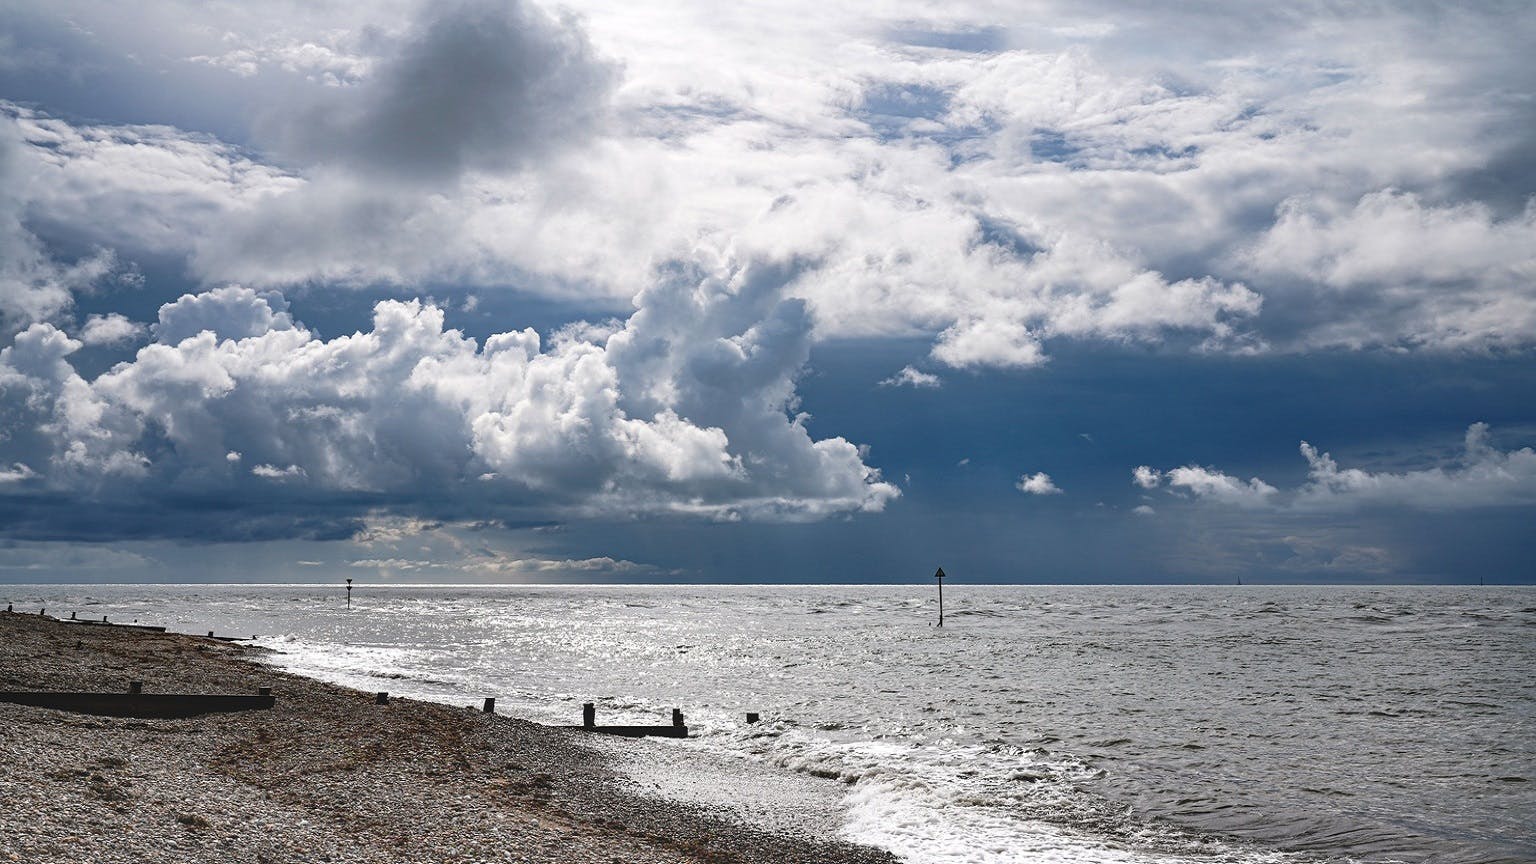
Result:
[880, 365, 941, 388]
[1016, 471, 1062, 495]
[1163, 466, 1278, 508]
[1239, 191, 1536, 350]
[78, 313, 146, 347]
[1295, 423, 1536, 511]
[0, 259, 898, 528]
[1143, 424, 1536, 513]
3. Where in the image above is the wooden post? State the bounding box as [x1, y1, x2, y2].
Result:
[208, 631, 214, 638]
[128, 681, 143, 694]
[259, 687, 272, 696]
[70, 611, 76, 619]
[672, 708, 684, 727]
[582, 702, 596, 727]
[934, 567, 946, 627]
[375, 692, 389, 705]
[483, 697, 495, 714]
[746, 712, 760, 724]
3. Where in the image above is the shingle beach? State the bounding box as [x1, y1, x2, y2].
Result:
[0, 611, 898, 864]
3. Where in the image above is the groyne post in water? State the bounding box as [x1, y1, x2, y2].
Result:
[746, 712, 760, 724]
[483, 698, 495, 714]
[934, 567, 946, 627]
[582, 702, 596, 728]
[672, 708, 684, 728]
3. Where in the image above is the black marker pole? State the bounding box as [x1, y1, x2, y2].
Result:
[934, 567, 945, 627]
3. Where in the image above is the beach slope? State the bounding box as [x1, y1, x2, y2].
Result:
[0, 612, 897, 864]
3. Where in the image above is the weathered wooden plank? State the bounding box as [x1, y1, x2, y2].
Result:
[0, 691, 276, 718]
[565, 724, 690, 738]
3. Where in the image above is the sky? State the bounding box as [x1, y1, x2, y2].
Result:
[0, 0, 1533, 584]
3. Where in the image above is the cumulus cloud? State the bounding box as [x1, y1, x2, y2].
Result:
[79, 313, 146, 347]
[1131, 465, 1161, 489]
[0, 258, 898, 540]
[0, 462, 36, 483]
[1239, 191, 1536, 350]
[1164, 466, 1278, 508]
[1143, 424, 1536, 514]
[879, 365, 942, 388]
[1016, 472, 1062, 495]
[1295, 423, 1536, 511]
[152, 285, 294, 344]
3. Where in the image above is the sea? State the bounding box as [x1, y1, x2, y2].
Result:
[7, 583, 1533, 864]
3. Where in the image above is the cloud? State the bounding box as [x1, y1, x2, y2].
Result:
[879, 365, 942, 388]
[1295, 423, 1536, 511]
[152, 286, 294, 345]
[3, 0, 1534, 379]
[1131, 504, 1155, 516]
[1164, 466, 1278, 508]
[0, 257, 898, 541]
[1016, 471, 1062, 495]
[262, 0, 618, 183]
[1239, 191, 1536, 350]
[1131, 465, 1161, 489]
[250, 463, 307, 481]
[0, 119, 115, 332]
[79, 313, 147, 347]
[1143, 424, 1536, 514]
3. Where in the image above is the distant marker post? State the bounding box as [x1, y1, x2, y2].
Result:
[934, 567, 946, 627]
[346, 578, 353, 609]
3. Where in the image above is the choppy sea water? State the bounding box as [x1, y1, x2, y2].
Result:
[7, 584, 1533, 864]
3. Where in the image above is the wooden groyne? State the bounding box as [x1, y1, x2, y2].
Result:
[0, 682, 275, 719]
[568, 702, 689, 738]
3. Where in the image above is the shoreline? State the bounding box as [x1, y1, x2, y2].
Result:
[0, 612, 898, 864]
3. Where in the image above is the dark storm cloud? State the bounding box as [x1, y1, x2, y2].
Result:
[267, 0, 617, 182]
